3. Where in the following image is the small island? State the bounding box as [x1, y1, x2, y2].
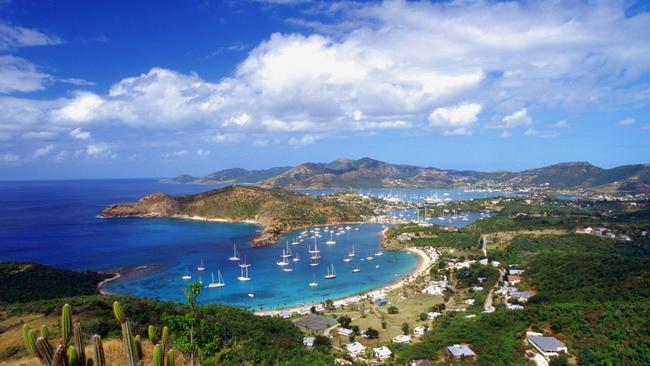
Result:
[101, 185, 379, 246]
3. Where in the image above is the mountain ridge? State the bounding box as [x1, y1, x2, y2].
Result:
[165, 158, 650, 193]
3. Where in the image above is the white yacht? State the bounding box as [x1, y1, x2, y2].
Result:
[228, 244, 240, 261]
[208, 270, 225, 288]
[197, 259, 206, 272]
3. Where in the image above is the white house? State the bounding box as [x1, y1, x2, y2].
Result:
[346, 342, 366, 356]
[373, 346, 392, 360]
[446, 344, 476, 360]
[338, 327, 354, 336]
[428, 311, 442, 320]
[303, 336, 315, 347]
[280, 311, 292, 318]
[528, 334, 568, 360]
[413, 326, 428, 336]
[393, 335, 412, 344]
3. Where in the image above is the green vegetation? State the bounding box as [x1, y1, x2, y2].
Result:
[0, 262, 109, 303]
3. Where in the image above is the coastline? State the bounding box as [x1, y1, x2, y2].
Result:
[254, 245, 432, 316]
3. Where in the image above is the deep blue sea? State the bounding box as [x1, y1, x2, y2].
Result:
[0, 180, 513, 309]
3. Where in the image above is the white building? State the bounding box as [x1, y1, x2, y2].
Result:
[373, 346, 392, 360]
[346, 342, 366, 356]
[338, 328, 354, 336]
[527, 334, 568, 360]
[413, 326, 428, 335]
[393, 335, 412, 344]
[303, 336, 315, 347]
[428, 311, 442, 320]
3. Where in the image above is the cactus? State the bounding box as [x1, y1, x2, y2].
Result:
[86, 358, 94, 366]
[134, 335, 142, 361]
[166, 350, 175, 366]
[41, 325, 50, 341]
[68, 346, 78, 366]
[153, 345, 162, 366]
[113, 301, 137, 366]
[73, 321, 86, 366]
[91, 335, 105, 366]
[23, 325, 38, 356]
[148, 325, 158, 344]
[161, 326, 170, 366]
[36, 337, 54, 366]
[61, 304, 72, 345]
[51, 344, 67, 366]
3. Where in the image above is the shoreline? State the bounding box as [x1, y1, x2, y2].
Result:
[254, 245, 432, 316]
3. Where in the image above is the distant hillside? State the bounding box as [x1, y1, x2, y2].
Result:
[164, 166, 292, 184]
[101, 185, 374, 245]
[167, 158, 650, 192]
[0, 262, 109, 303]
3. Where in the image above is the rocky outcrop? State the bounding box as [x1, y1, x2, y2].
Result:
[101, 193, 180, 217]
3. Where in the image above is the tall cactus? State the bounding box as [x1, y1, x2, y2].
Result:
[166, 350, 175, 366]
[161, 326, 170, 366]
[61, 304, 72, 346]
[51, 345, 67, 366]
[36, 337, 54, 366]
[41, 325, 50, 341]
[73, 321, 86, 366]
[148, 325, 158, 344]
[91, 335, 105, 366]
[68, 346, 78, 366]
[23, 325, 38, 356]
[153, 345, 162, 366]
[134, 335, 143, 361]
[113, 301, 137, 366]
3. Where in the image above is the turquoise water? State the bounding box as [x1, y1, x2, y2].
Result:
[0, 180, 515, 309]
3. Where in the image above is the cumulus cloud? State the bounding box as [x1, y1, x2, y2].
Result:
[86, 143, 112, 158]
[69, 128, 91, 140]
[0, 152, 20, 163]
[500, 131, 512, 139]
[493, 108, 532, 129]
[32, 144, 54, 158]
[553, 120, 569, 128]
[429, 103, 482, 136]
[0, 55, 51, 94]
[196, 148, 210, 157]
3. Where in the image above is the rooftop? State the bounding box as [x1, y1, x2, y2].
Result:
[446, 344, 476, 358]
[528, 335, 567, 352]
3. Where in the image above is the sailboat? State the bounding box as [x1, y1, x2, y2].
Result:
[282, 261, 293, 272]
[248, 288, 255, 298]
[208, 270, 225, 288]
[352, 266, 361, 273]
[343, 256, 352, 263]
[197, 259, 206, 272]
[325, 231, 336, 245]
[239, 256, 251, 268]
[181, 267, 192, 280]
[291, 236, 300, 245]
[309, 273, 318, 287]
[238, 263, 251, 281]
[228, 244, 240, 261]
[309, 239, 321, 260]
[366, 252, 375, 261]
[276, 249, 289, 266]
[324, 264, 336, 279]
[292, 252, 300, 262]
[348, 245, 356, 257]
[197, 275, 203, 286]
[374, 251, 384, 256]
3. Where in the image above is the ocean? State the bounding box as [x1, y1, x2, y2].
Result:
[0, 180, 511, 309]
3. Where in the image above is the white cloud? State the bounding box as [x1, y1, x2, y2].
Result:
[288, 134, 318, 146]
[32, 144, 54, 158]
[0, 152, 20, 163]
[500, 131, 512, 139]
[0, 55, 51, 94]
[617, 117, 635, 126]
[196, 148, 210, 157]
[86, 143, 112, 158]
[52, 92, 104, 123]
[69, 128, 91, 140]
[22, 131, 59, 140]
[552, 120, 569, 128]
[206, 132, 240, 143]
[524, 128, 559, 138]
[429, 103, 482, 136]
[494, 108, 532, 129]
[0, 23, 61, 50]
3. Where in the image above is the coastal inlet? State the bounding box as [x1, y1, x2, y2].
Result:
[103, 222, 417, 310]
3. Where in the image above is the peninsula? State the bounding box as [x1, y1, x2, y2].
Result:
[100, 185, 377, 246]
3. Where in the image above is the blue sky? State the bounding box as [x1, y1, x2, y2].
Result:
[1, 0, 649, 180]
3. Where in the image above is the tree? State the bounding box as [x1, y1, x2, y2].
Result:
[310, 305, 317, 314]
[550, 354, 569, 366]
[366, 327, 379, 339]
[419, 312, 428, 321]
[351, 325, 360, 335]
[388, 306, 399, 314]
[338, 316, 352, 328]
[325, 299, 334, 311]
[401, 322, 410, 335]
[163, 282, 205, 366]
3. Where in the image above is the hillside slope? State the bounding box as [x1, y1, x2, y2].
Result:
[101, 185, 373, 245]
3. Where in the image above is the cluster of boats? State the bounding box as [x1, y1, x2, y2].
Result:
[180, 224, 385, 293]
